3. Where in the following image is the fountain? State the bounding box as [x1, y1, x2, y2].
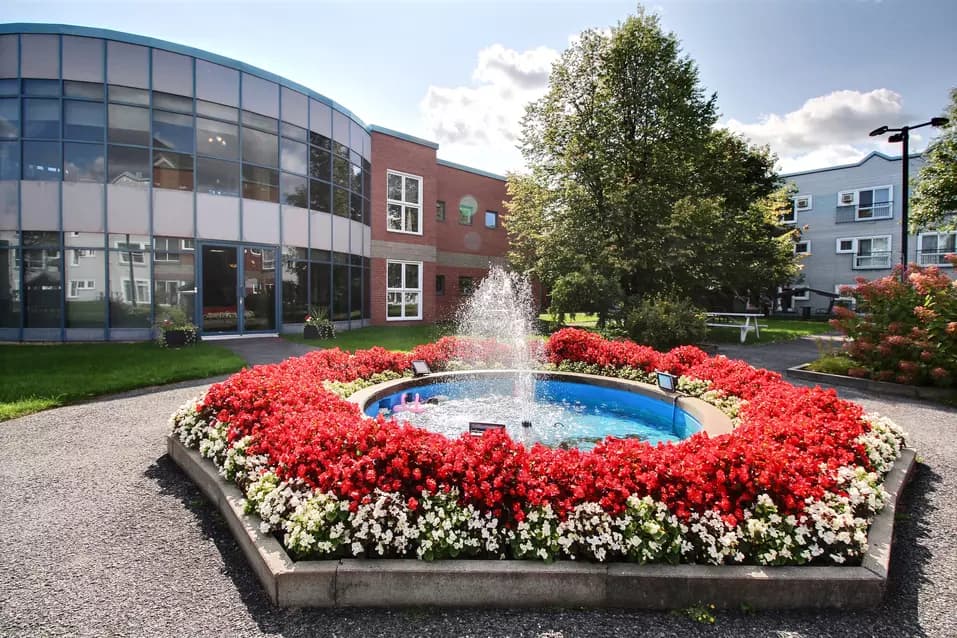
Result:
[357, 265, 713, 449]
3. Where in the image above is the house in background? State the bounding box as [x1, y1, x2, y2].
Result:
[781, 151, 955, 316]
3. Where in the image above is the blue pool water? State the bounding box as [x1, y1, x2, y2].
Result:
[364, 378, 700, 449]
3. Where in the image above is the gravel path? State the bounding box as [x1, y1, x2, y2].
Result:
[1, 344, 955, 637]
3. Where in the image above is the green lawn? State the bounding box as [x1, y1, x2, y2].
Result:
[283, 324, 453, 352]
[705, 318, 836, 344]
[0, 342, 246, 421]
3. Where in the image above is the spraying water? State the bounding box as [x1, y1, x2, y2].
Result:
[454, 265, 542, 430]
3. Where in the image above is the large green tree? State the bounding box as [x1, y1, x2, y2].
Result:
[911, 88, 957, 231]
[506, 9, 797, 322]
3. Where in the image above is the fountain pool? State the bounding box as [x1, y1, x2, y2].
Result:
[359, 372, 707, 450]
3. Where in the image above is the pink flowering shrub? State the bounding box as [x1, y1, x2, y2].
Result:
[830, 257, 957, 386]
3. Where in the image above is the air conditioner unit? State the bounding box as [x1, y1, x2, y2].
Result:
[838, 190, 857, 206]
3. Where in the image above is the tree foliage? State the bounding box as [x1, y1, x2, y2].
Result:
[505, 8, 798, 322]
[911, 88, 957, 231]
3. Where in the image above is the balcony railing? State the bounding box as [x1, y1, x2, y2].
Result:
[853, 251, 892, 269]
[918, 250, 955, 266]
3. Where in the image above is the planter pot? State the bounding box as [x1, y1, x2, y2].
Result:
[303, 325, 320, 339]
[163, 329, 194, 348]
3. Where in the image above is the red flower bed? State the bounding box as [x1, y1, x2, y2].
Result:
[199, 329, 875, 527]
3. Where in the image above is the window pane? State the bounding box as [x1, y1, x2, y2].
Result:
[64, 142, 106, 183]
[436, 200, 446, 221]
[108, 145, 150, 187]
[332, 263, 349, 321]
[153, 92, 194, 113]
[152, 49, 193, 97]
[332, 110, 349, 151]
[0, 141, 19, 180]
[66, 249, 105, 328]
[242, 110, 278, 133]
[23, 248, 62, 328]
[107, 42, 148, 89]
[196, 157, 239, 196]
[153, 111, 194, 153]
[309, 179, 330, 213]
[196, 59, 239, 106]
[242, 73, 279, 118]
[108, 85, 150, 106]
[21, 34, 59, 79]
[0, 99, 18, 139]
[281, 252, 308, 323]
[24, 99, 60, 138]
[0, 35, 18, 79]
[242, 127, 278, 167]
[404, 206, 419, 233]
[351, 163, 362, 193]
[242, 164, 279, 202]
[310, 261, 331, 314]
[333, 156, 350, 188]
[281, 138, 308, 175]
[387, 203, 401, 230]
[0, 79, 17, 96]
[350, 265, 362, 320]
[281, 121, 307, 142]
[333, 186, 349, 218]
[108, 104, 150, 146]
[23, 141, 61, 181]
[387, 173, 402, 201]
[310, 131, 331, 150]
[109, 249, 151, 328]
[404, 178, 419, 204]
[23, 79, 60, 96]
[281, 87, 308, 128]
[858, 190, 872, 207]
[485, 211, 497, 228]
[62, 36, 104, 83]
[309, 99, 332, 139]
[0, 246, 19, 328]
[64, 81, 104, 99]
[350, 193, 362, 222]
[309, 146, 331, 179]
[875, 187, 890, 203]
[436, 274, 445, 295]
[153, 150, 193, 191]
[196, 100, 238, 122]
[64, 101, 105, 142]
[196, 117, 239, 160]
[387, 262, 401, 288]
[405, 264, 419, 287]
[280, 172, 308, 207]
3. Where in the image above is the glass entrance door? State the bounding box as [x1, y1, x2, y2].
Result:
[201, 245, 239, 333]
[200, 244, 277, 335]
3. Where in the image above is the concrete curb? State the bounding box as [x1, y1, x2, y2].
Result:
[167, 436, 916, 609]
[786, 364, 955, 401]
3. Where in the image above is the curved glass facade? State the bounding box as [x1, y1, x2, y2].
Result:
[0, 27, 372, 340]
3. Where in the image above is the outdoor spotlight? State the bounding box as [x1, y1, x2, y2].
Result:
[656, 371, 678, 393]
[931, 117, 950, 127]
[868, 125, 889, 137]
[888, 133, 904, 143]
[411, 360, 431, 377]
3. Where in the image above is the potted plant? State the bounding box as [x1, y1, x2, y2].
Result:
[303, 306, 336, 340]
[154, 307, 199, 348]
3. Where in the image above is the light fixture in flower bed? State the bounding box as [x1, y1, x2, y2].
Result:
[171, 329, 907, 568]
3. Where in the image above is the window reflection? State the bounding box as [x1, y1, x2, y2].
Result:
[64, 101, 105, 142]
[0, 99, 18, 139]
[66, 248, 105, 328]
[23, 141, 61, 180]
[24, 99, 60, 138]
[108, 104, 150, 146]
[309, 179, 330, 213]
[0, 141, 19, 180]
[242, 164, 278, 202]
[196, 118, 239, 160]
[108, 145, 150, 187]
[153, 111, 194, 153]
[242, 128, 278, 167]
[23, 246, 62, 328]
[280, 138, 307, 175]
[280, 172, 308, 208]
[64, 142, 106, 183]
[196, 59, 239, 106]
[153, 150, 193, 191]
[196, 157, 239, 196]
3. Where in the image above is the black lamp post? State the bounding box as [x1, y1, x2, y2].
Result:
[869, 117, 950, 278]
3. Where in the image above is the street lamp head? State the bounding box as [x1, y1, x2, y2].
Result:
[888, 133, 904, 143]
[869, 125, 889, 137]
[931, 117, 950, 128]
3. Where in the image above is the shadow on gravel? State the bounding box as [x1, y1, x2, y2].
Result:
[141, 452, 938, 638]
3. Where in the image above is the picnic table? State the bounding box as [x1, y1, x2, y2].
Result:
[705, 312, 766, 343]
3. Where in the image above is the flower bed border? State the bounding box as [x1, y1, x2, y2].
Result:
[167, 435, 915, 609]
[786, 364, 955, 401]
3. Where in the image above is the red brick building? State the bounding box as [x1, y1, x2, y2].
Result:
[369, 127, 511, 326]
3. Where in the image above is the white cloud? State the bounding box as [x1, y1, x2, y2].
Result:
[723, 89, 926, 173]
[420, 43, 559, 172]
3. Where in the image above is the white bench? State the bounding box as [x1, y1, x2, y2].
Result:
[705, 312, 766, 343]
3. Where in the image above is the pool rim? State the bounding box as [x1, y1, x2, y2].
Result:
[348, 370, 735, 439]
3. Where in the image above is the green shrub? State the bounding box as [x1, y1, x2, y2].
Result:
[807, 355, 856, 376]
[624, 294, 707, 350]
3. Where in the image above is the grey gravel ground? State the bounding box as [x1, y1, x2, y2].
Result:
[1, 340, 956, 637]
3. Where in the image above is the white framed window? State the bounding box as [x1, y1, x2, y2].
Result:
[838, 186, 893, 220]
[780, 207, 796, 224]
[155, 279, 187, 306]
[918, 231, 956, 266]
[70, 249, 92, 265]
[122, 278, 151, 304]
[263, 251, 275, 271]
[793, 194, 812, 215]
[181, 239, 195, 250]
[153, 238, 180, 262]
[67, 279, 95, 298]
[794, 240, 810, 255]
[386, 170, 422, 235]
[115, 241, 146, 265]
[792, 287, 810, 301]
[837, 235, 892, 269]
[386, 260, 422, 320]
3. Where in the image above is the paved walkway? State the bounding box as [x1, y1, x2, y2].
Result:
[210, 336, 320, 366]
[1, 338, 955, 636]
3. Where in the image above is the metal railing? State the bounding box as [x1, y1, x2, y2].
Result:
[918, 250, 955, 266]
[853, 251, 893, 269]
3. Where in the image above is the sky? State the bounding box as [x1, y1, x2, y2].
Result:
[3, 0, 956, 176]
